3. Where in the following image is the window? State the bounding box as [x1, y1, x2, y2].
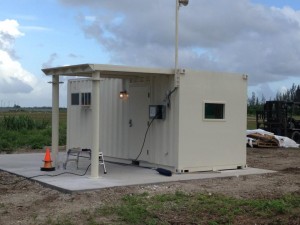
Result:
[204, 103, 225, 120]
[71, 93, 79, 105]
[81, 92, 91, 106]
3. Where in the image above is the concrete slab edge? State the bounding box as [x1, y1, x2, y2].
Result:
[0, 168, 73, 194]
[0, 167, 277, 194]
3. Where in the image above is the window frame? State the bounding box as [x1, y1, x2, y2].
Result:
[71, 93, 80, 106]
[203, 101, 226, 121]
[81, 92, 91, 106]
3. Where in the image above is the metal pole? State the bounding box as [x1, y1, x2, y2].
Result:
[52, 75, 59, 168]
[175, 0, 179, 72]
[175, 0, 180, 87]
[91, 72, 101, 178]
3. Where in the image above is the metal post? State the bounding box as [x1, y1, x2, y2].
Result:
[52, 75, 59, 168]
[91, 72, 101, 178]
[174, 0, 189, 87]
[175, 0, 180, 87]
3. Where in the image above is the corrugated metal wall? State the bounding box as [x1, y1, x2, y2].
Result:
[67, 76, 179, 170]
[147, 76, 179, 169]
[67, 79, 93, 150]
[99, 79, 129, 159]
[67, 78, 127, 155]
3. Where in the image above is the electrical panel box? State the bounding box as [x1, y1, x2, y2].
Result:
[149, 105, 166, 119]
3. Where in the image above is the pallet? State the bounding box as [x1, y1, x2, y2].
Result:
[247, 133, 279, 148]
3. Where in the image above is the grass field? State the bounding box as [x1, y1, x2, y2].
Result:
[247, 116, 257, 130]
[0, 110, 67, 123]
[0, 110, 67, 152]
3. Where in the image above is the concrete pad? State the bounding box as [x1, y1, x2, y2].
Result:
[0, 153, 276, 193]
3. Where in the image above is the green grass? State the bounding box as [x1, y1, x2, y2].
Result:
[47, 191, 299, 224]
[247, 116, 257, 130]
[90, 192, 300, 225]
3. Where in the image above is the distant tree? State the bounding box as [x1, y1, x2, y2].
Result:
[294, 85, 300, 102]
[275, 83, 298, 102]
[248, 84, 300, 115]
[247, 92, 264, 115]
[261, 94, 266, 104]
[291, 83, 297, 100]
[13, 104, 21, 109]
[248, 92, 256, 106]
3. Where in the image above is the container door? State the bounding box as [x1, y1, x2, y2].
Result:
[128, 83, 150, 161]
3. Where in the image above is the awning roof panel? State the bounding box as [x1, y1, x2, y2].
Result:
[42, 64, 175, 79]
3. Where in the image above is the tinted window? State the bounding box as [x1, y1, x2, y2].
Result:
[205, 103, 225, 119]
[71, 93, 79, 105]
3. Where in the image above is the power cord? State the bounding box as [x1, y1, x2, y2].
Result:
[134, 115, 157, 161]
[0, 164, 91, 186]
[134, 87, 178, 162]
[167, 87, 178, 108]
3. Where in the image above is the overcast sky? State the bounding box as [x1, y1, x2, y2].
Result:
[1, 0, 300, 107]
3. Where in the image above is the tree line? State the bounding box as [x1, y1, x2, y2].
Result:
[248, 83, 300, 115]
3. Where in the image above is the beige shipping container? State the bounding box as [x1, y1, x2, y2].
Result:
[65, 66, 247, 173]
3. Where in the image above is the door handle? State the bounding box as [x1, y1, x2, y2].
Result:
[129, 119, 133, 127]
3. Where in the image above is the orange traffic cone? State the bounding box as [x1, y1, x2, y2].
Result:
[41, 148, 55, 171]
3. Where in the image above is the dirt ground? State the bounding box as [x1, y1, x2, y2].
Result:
[0, 147, 299, 225]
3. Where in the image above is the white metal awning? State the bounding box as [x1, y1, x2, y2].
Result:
[42, 64, 175, 79]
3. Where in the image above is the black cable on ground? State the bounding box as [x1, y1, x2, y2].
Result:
[0, 164, 91, 186]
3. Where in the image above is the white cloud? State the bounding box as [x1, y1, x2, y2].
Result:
[0, 19, 23, 37]
[84, 16, 96, 23]
[279, 86, 288, 94]
[274, 6, 300, 25]
[20, 25, 52, 32]
[0, 19, 24, 53]
[42, 53, 59, 68]
[0, 50, 37, 90]
[0, 19, 39, 102]
[59, 0, 300, 87]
